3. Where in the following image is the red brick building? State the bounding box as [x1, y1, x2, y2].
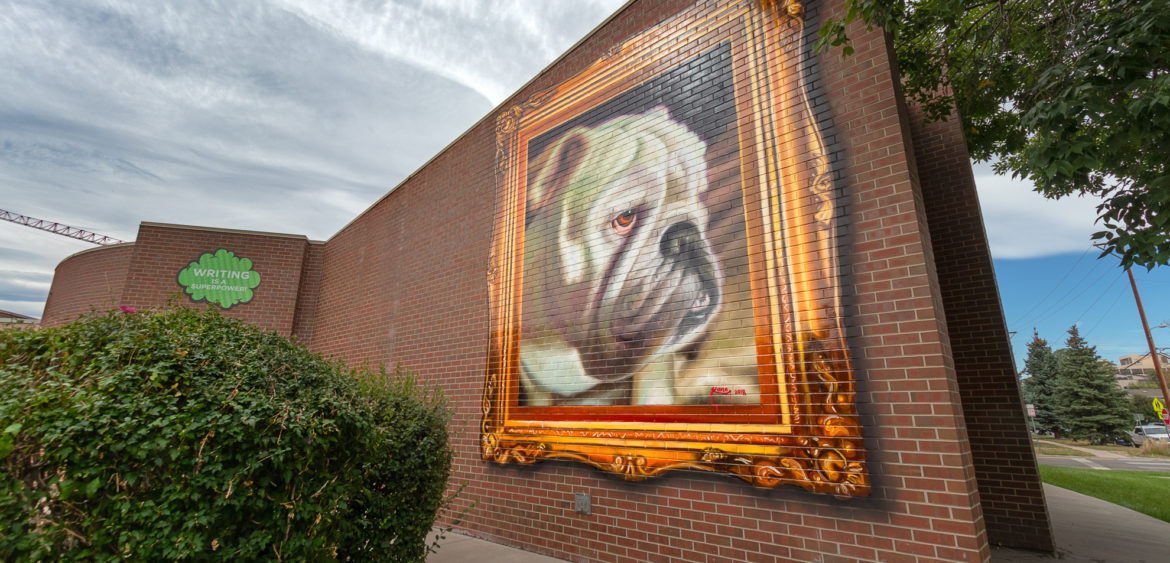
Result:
[42, 1, 1050, 560]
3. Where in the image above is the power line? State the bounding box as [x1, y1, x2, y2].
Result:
[1081, 280, 1126, 339]
[1009, 244, 1092, 324]
[1013, 253, 1115, 329]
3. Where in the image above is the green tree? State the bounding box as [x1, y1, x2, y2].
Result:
[1125, 393, 1159, 425]
[1053, 325, 1132, 443]
[817, 0, 1170, 268]
[0, 308, 454, 561]
[1021, 330, 1062, 435]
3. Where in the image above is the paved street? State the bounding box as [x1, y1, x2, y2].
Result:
[1034, 439, 1170, 471]
[1037, 454, 1170, 471]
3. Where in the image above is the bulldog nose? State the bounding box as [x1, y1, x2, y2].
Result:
[660, 221, 703, 260]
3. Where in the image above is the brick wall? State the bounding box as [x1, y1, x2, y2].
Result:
[908, 104, 1055, 552]
[38, 0, 1052, 559]
[119, 223, 312, 336]
[291, 241, 326, 344]
[42, 223, 316, 336]
[304, 0, 1007, 560]
[41, 243, 135, 326]
[308, 140, 495, 370]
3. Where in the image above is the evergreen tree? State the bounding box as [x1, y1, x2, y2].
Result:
[1021, 330, 1062, 435]
[1054, 325, 1132, 443]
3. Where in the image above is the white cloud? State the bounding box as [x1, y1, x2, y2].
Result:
[12, 1, 1104, 321]
[0, 222, 95, 318]
[973, 162, 1105, 259]
[273, 0, 627, 105]
[0, 1, 629, 317]
[0, 301, 46, 319]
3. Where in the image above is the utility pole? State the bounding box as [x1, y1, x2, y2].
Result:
[1128, 268, 1170, 422]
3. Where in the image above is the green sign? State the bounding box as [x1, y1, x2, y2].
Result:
[177, 249, 261, 309]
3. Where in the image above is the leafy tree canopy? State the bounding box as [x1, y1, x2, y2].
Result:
[817, 0, 1170, 268]
[0, 308, 454, 561]
[1125, 393, 1160, 424]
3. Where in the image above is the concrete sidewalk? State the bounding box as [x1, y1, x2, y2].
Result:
[990, 484, 1170, 562]
[427, 484, 1170, 562]
[426, 530, 564, 563]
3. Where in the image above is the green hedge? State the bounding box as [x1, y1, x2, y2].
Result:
[0, 308, 452, 561]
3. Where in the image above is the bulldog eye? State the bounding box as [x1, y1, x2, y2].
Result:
[611, 209, 637, 235]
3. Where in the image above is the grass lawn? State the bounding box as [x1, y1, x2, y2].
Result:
[1040, 466, 1170, 523]
[1138, 440, 1170, 458]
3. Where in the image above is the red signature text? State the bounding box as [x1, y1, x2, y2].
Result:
[710, 386, 747, 407]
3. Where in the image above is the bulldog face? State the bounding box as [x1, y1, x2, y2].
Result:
[520, 106, 722, 404]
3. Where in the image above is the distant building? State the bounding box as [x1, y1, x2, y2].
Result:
[1115, 353, 1169, 387]
[0, 309, 38, 329]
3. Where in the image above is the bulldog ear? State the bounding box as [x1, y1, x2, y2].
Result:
[528, 129, 589, 214]
[645, 105, 672, 123]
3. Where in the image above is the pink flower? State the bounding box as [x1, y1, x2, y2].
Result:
[120, 305, 137, 314]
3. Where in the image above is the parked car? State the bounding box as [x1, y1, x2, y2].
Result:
[1130, 424, 1170, 447]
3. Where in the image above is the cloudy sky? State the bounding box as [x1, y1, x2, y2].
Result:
[2, 0, 1164, 365]
[0, 0, 625, 316]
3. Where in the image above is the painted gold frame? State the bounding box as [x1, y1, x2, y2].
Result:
[482, 0, 868, 496]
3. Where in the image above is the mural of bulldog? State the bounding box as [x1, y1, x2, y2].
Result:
[483, 7, 867, 498]
[519, 106, 758, 406]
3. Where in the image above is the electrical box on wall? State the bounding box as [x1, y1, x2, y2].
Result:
[573, 493, 591, 515]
